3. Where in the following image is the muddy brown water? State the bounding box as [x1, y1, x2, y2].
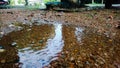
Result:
[0, 23, 120, 68]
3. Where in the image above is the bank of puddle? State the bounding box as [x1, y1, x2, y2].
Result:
[0, 23, 120, 68]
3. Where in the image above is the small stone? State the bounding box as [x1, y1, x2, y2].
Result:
[8, 24, 15, 28]
[27, 29, 31, 31]
[39, 40, 44, 44]
[31, 41, 35, 44]
[95, 63, 98, 67]
[99, 61, 104, 65]
[1, 59, 6, 63]
[65, 51, 69, 54]
[70, 57, 74, 61]
[108, 39, 112, 42]
[0, 45, 5, 52]
[22, 22, 26, 25]
[17, 26, 23, 31]
[11, 42, 17, 47]
[86, 61, 90, 65]
[0, 49, 5, 52]
[104, 53, 108, 57]
[0, 32, 4, 35]
[77, 60, 81, 63]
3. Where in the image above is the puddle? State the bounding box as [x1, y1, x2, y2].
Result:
[75, 27, 84, 43]
[18, 24, 64, 68]
[0, 23, 120, 68]
[0, 24, 64, 68]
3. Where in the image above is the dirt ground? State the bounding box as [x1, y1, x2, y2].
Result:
[0, 8, 120, 68]
[0, 8, 120, 34]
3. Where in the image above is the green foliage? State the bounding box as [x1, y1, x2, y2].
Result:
[44, 0, 60, 3]
[10, 0, 25, 5]
[10, 0, 15, 5]
[18, 0, 22, 4]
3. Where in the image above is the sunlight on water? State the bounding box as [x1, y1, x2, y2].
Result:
[18, 24, 64, 68]
[75, 27, 84, 43]
[1, 23, 119, 68]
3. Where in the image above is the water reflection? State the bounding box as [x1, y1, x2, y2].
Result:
[18, 24, 64, 68]
[75, 27, 84, 43]
[1, 23, 119, 68]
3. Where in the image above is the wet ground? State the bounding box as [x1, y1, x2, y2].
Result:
[0, 8, 120, 68]
[0, 23, 120, 68]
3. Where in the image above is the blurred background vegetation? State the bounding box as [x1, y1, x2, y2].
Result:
[9, 0, 105, 6]
[3, 0, 119, 9]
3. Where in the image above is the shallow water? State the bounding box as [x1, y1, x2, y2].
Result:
[18, 24, 64, 68]
[0, 23, 120, 68]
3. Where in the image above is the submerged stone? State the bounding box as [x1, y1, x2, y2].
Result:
[0, 45, 5, 52]
[11, 42, 17, 47]
[39, 40, 44, 44]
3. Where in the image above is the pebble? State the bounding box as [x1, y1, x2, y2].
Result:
[11, 42, 17, 47]
[0, 45, 5, 52]
[27, 29, 31, 31]
[86, 61, 90, 65]
[0, 59, 6, 63]
[95, 63, 99, 67]
[17, 26, 23, 31]
[70, 57, 74, 61]
[8, 24, 15, 28]
[39, 40, 44, 44]
[0, 32, 4, 35]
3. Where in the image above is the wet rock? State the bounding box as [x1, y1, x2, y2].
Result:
[22, 22, 26, 25]
[86, 61, 90, 65]
[70, 57, 74, 62]
[96, 57, 105, 65]
[0, 32, 4, 38]
[27, 29, 31, 31]
[33, 20, 39, 24]
[8, 24, 15, 28]
[15, 63, 23, 68]
[16, 26, 23, 31]
[31, 41, 35, 44]
[11, 42, 17, 47]
[0, 45, 5, 52]
[94, 63, 99, 67]
[0, 59, 6, 63]
[39, 40, 44, 44]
